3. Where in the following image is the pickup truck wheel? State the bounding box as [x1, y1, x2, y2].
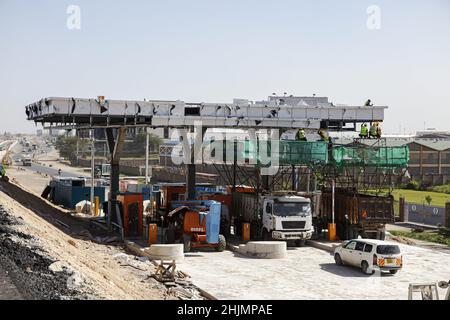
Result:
[334, 253, 343, 266]
[216, 234, 226, 252]
[295, 240, 306, 247]
[361, 261, 370, 274]
[389, 270, 398, 275]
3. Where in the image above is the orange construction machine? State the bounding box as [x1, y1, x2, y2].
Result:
[117, 193, 144, 238]
[166, 200, 226, 252]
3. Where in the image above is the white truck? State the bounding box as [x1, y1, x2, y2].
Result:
[232, 192, 314, 246]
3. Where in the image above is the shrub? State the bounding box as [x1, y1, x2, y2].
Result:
[405, 180, 419, 190]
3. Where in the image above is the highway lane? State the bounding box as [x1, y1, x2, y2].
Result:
[28, 162, 88, 179]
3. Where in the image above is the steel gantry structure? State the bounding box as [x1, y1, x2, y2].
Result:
[25, 95, 387, 229]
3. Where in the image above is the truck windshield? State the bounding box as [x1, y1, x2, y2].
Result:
[273, 202, 310, 217]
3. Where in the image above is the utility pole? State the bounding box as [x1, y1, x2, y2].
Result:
[145, 127, 150, 185]
[90, 129, 95, 215]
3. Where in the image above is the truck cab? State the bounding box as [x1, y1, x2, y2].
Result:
[262, 195, 314, 245]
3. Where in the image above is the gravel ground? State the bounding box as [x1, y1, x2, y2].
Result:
[178, 243, 450, 300]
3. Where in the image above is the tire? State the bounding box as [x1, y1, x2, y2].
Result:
[183, 234, 191, 253]
[379, 230, 386, 241]
[216, 234, 226, 252]
[334, 253, 343, 266]
[262, 229, 271, 241]
[389, 270, 398, 275]
[361, 261, 371, 274]
[165, 227, 175, 244]
[295, 239, 306, 247]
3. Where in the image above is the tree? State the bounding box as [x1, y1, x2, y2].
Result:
[123, 132, 162, 156]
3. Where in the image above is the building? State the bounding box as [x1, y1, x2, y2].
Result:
[407, 139, 450, 185]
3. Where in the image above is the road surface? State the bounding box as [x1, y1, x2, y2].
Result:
[178, 244, 450, 300]
[28, 162, 88, 179]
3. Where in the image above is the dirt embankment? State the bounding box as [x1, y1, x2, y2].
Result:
[0, 181, 202, 300]
[0, 206, 89, 299]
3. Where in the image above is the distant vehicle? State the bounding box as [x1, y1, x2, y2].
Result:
[334, 239, 402, 275]
[22, 158, 32, 166]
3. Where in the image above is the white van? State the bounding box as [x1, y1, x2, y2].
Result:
[334, 239, 402, 275]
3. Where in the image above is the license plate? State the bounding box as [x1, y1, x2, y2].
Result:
[386, 258, 394, 264]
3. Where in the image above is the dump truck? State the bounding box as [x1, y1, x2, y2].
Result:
[232, 192, 314, 246]
[320, 191, 394, 240]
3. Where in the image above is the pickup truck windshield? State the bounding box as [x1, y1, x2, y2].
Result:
[273, 202, 310, 217]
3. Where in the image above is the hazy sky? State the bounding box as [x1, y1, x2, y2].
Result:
[1, 0, 449, 134]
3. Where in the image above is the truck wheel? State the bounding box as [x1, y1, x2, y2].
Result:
[262, 229, 271, 241]
[295, 239, 306, 247]
[216, 234, 226, 252]
[334, 253, 343, 266]
[389, 270, 398, 275]
[183, 234, 191, 253]
[379, 230, 386, 241]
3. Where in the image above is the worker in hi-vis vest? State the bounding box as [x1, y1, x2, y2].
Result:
[370, 122, 382, 139]
[318, 129, 330, 142]
[296, 129, 307, 141]
[359, 123, 369, 139]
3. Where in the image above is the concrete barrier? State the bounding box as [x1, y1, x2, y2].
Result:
[231, 241, 287, 259]
[147, 244, 184, 261]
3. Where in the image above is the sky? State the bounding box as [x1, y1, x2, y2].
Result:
[0, 0, 449, 134]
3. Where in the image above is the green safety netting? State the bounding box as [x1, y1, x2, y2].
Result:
[239, 140, 329, 166]
[331, 146, 410, 168]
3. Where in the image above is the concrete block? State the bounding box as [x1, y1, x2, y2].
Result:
[147, 244, 184, 261]
[243, 241, 287, 259]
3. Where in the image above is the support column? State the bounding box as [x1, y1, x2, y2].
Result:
[185, 125, 206, 200]
[106, 127, 126, 230]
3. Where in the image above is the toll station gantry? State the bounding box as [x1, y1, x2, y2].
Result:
[25, 95, 386, 228]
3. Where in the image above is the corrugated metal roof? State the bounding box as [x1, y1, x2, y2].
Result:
[410, 139, 450, 151]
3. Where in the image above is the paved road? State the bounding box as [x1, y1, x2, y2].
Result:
[0, 263, 23, 300]
[28, 162, 88, 179]
[178, 244, 450, 300]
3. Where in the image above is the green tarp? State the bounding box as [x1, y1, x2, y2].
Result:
[331, 146, 410, 167]
[240, 140, 329, 166]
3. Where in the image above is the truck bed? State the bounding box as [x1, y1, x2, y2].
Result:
[320, 192, 394, 225]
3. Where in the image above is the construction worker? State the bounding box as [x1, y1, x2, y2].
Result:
[369, 122, 379, 139]
[0, 164, 7, 182]
[364, 99, 373, 107]
[376, 123, 382, 139]
[296, 129, 307, 141]
[318, 129, 330, 142]
[359, 123, 369, 139]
